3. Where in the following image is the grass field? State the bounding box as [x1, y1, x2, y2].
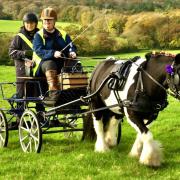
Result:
[0, 50, 179, 179]
[81, 50, 180, 67]
[0, 20, 79, 33]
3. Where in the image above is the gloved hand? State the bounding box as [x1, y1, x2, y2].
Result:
[69, 52, 77, 59]
[54, 51, 62, 58]
[24, 50, 33, 58]
[25, 60, 34, 68]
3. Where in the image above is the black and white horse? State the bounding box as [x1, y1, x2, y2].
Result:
[89, 52, 180, 167]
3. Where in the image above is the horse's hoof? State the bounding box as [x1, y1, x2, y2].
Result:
[139, 139, 162, 167]
[105, 137, 117, 147]
[139, 158, 161, 167]
[94, 148, 109, 153]
[95, 144, 109, 152]
[129, 151, 141, 158]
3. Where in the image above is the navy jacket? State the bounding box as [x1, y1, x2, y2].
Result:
[33, 28, 76, 61]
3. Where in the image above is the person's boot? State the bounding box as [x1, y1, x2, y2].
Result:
[43, 70, 60, 106]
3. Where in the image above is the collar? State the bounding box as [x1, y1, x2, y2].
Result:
[43, 28, 59, 38]
[19, 26, 39, 39]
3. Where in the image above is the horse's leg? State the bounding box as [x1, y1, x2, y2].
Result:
[105, 116, 119, 147]
[125, 109, 162, 167]
[140, 131, 162, 167]
[129, 132, 143, 158]
[92, 114, 109, 152]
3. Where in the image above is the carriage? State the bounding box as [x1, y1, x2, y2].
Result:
[0, 52, 179, 167]
[0, 63, 122, 153]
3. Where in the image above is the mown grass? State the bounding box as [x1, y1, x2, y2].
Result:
[0, 20, 79, 33]
[0, 51, 179, 179]
[81, 50, 179, 67]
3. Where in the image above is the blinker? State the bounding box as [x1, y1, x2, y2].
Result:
[165, 64, 174, 75]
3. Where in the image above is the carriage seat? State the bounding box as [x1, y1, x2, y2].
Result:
[17, 71, 89, 100]
[58, 72, 88, 90]
[17, 76, 47, 99]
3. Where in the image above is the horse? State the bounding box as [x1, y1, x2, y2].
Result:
[88, 52, 180, 167]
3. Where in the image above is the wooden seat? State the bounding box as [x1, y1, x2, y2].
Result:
[58, 72, 88, 90]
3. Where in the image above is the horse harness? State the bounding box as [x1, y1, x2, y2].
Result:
[107, 57, 170, 124]
[85, 55, 179, 124]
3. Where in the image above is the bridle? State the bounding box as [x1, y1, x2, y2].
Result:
[131, 55, 180, 100]
[166, 61, 180, 100]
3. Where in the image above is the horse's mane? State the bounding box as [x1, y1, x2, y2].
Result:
[145, 51, 176, 61]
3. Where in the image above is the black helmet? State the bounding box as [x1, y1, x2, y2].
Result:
[23, 12, 38, 23]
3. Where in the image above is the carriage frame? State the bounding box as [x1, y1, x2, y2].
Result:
[0, 66, 122, 153]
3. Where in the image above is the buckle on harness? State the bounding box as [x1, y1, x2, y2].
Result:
[123, 100, 131, 107]
[156, 104, 161, 110]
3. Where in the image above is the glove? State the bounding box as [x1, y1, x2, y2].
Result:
[69, 52, 77, 59]
[54, 51, 62, 58]
[24, 50, 33, 58]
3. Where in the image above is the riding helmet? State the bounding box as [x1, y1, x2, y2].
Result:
[23, 12, 38, 23]
[40, 7, 57, 21]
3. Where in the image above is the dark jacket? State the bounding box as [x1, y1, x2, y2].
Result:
[9, 26, 39, 61]
[9, 26, 39, 97]
[9, 27, 39, 76]
[33, 28, 76, 61]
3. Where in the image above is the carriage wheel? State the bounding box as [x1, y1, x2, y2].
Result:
[117, 121, 122, 145]
[0, 110, 8, 147]
[63, 115, 84, 141]
[19, 110, 42, 153]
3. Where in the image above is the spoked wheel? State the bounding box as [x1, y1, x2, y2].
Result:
[19, 110, 42, 153]
[63, 115, 84, 140]
[0, 110, 8, 147]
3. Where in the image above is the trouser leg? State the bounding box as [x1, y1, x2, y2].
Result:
[45, 70, 59, 91]
[40, 60, 62, 106]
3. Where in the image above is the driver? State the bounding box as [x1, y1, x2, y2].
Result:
[32, 7, 77, 106]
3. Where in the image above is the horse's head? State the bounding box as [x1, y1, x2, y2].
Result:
[166, 53, 180, 98]
[144, 52, 180, 99]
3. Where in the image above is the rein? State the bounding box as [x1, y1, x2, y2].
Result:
[60, 10, 107, 53]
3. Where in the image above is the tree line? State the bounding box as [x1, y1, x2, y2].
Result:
[0, 0, 180, 20]
[0, 1, 179, 65]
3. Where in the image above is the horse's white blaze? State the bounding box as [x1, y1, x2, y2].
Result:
[105, 116, 119, 147]
[129, 133, 143, 158]
[140, 131, 162, 167]
[92, 115, 109, 152]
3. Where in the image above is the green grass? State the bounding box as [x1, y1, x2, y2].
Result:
[0, 20, 79, 33]
[0, 51, 180, 179]
[81, 50, 179, 67]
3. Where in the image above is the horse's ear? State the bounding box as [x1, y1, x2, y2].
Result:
[145, 52, 152, 61]
[175, 54, 180, 64]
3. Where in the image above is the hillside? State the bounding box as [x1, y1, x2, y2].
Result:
[0, 0, 180, 20]
[0, 0, 179, 65]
